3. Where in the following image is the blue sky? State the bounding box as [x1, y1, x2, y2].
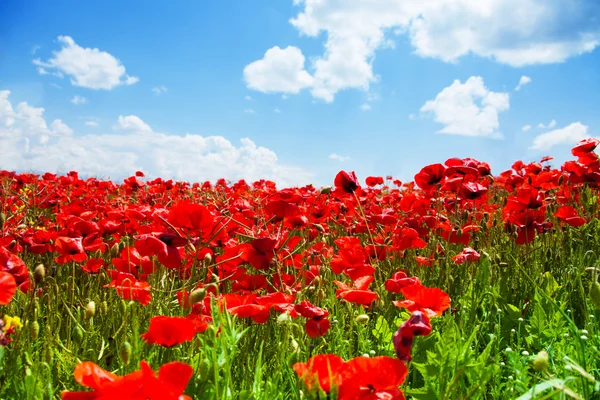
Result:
[1, 0, 599, 187]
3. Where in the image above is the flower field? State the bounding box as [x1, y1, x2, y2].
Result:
[1, 139, 600, 399]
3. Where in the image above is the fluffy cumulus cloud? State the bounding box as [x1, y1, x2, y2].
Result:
[420, 76, 509, 137]
[0, 90, 311, 187]
[244, 46, 314, 94]
[522, 124, 532, 132]
[515, 76, 532, 91]
[33, 36, 139, 90]
[246, 0, 600, 101]
[152, 86, 168, 95]
[530, 122, 589, 150]
[115, 115, 152, 133]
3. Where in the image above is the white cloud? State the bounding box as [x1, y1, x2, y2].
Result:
[248, 1, 600, 101]
[420, 76, 509, 138]
[537, 119, 557, 129]
[71, 95, 87, 105]
[244, 108, 256, 114]
[243, 46, 314, 95]
[85, 121, 99, 127]
[33, 36, 139, 90]
[409, 113, 416, 120]
[515, 76, 532, 91]
[0, 90, 311, 187]
[115, 115, 152, 133]
[531, 122, 589, 150]
[31, 45, 41, 55]
[49, 83, 62, 89]
[329, 153, 351, 162]
[0, 90, 73, 147]
[152, 86, 168, 95]
[274, 108, 282, 113]
[522, 124, 532, 132]
[360, 103, 372, 111]
[245, 95, 253, 101]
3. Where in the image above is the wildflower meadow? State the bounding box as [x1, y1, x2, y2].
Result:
[1, 139, 600, 399]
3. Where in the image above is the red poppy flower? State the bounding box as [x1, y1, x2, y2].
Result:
[141, 316, 197, 347]
[385, 271, 421, 293]
[0, 271, 17, 305]
[365, 176, 384, 187]
[104, 271, 152, 305]
[393, 284, 451, 318]
[393, 311, 432, 362]
[334, 171, 360, 194]
[221, 294, 271, 323]
[305, 317, 331, 338]
[81, 258, 105, 274]
[452, 247, 481, 264]
[572, 138, 600, 157]
[293, 354, 345, 393]
[54, 236, 88, 264]
[0, 246, 30, 292]
[334, 276, 377, 305]
[61, 360, 193, 400]
[338, 356, 408, 400]
[135, 233, 185, 270]
[167, 201, 215, 240]
[414, 164, 445, 191]
[554, 206, 586, 227]
[240, 237, 277, 270]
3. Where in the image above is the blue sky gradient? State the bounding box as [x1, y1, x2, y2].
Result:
[1, 0, 599, 186]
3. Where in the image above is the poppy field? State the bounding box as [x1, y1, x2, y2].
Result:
[1, 140, 600, 399]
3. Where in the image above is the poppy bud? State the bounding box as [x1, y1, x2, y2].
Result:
[204, 252, 213, 264]
[119, 341, 132, 366]
[85, 301, 96, 320]
[189, 288, 207, 306]
[0, 212, 5, 229]
[313, 223, 325, 233]
[533, 350, 549, 372]
[277, 312, 291, 325]
[34, 264, 45, 284]
[320, 186, 332, 195]
[590, 281, 600, 309]
[110, 242, 120, 258]
[291, 339, 299, 352]
[355, 314, 369, 324]
[73, 325, 84, 344]
[30, 321, 40, 340]
[187, 243, 197, 254]
[43, 346, 53, 364]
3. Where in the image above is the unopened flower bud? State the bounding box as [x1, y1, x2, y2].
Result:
[30, 321, 40, 340]
[533, 350, 549, 372]
[189, 288, 207, 306]
[203, 252, 213, 264]
[110, 242, 120, 258]
[119, 341, 132, 366]
[355, 314, 370, 324]
[34, 264, 45, 284]
[320, 186, 332, 195]
[85, 301, 96, 320]
[0, 212, 5, 230]
[590, 281, 600, 309]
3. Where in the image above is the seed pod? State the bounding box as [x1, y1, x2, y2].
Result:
[590, 281, 600, 309]
[85, 301, 96, 320]
[34, 264, 45, 284]
[119, 341, 132, 366]
[533, 350, 549, 372]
